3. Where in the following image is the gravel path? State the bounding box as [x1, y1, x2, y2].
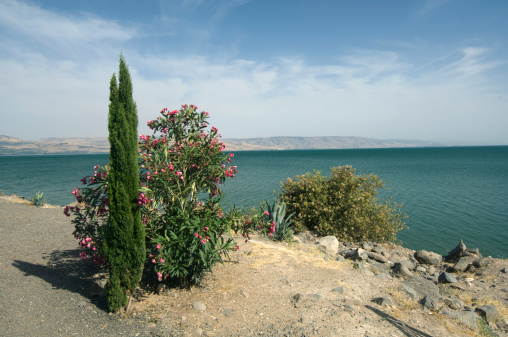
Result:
[0, 199, 164, 337]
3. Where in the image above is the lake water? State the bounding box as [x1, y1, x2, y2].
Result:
[1, 146, 507, 258]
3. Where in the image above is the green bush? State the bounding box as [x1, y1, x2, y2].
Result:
[280, 165, 407, 243]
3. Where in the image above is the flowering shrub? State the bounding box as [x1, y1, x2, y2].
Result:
[66, 105, 238, 285]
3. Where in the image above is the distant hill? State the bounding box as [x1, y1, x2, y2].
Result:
[0, 135, 441, 155]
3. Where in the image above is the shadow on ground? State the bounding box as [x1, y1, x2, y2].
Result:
[12, 249, 108, 311]
[366, 305, 434, 337]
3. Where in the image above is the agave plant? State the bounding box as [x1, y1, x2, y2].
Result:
[30, 191, 46, 207]
[263, 198, 295, 242]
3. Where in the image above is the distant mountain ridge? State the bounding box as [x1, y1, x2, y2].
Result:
[0, 135, 441, 155]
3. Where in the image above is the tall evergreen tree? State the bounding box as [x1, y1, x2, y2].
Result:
[104, 55, 145, 313]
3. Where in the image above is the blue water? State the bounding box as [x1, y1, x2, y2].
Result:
[1, 146, 507, 258]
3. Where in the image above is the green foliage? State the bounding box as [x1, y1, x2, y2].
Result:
[263, 199, 294, 242]
[140, 104, 237, 286]
[29, 191, 46, 207]
[0, 190, 4, 196]
[104, 54, 145, 312]
[280, 165, 407, 243]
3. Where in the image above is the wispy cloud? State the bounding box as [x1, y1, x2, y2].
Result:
[416, 0, 452, 16]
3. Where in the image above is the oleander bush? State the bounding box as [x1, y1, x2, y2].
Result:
[66, 104, 238, 287]
[280, 165, 407, 243]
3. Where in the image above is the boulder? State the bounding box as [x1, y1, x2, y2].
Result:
[392, 263, 413, 278]
[372, 297, 392, 306]
[438, 272, 458, 284]
[466, 248, 482, 258]
[441, 308, 478, 330]
[452, 256, 472, 272]
[403, 276, 440, 298]
[345, 248, 368, 261]
[473, 256, 495, 269]
[402, 285, 419, 300]
[476, 305, 500, 323]
[367, 252, 389, 264]
[317, 236, 339, 255]
[414, 250, 443, 265]
[447, 239, 466, 260]
[420, 295, 440, 310]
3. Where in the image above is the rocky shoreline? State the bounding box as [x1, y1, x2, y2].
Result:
[1, 194, 507, 336]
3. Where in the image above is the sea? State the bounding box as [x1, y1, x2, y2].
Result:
[1, 146, 507, 258]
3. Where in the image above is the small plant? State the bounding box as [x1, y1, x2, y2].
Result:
[263, 199, 295, 242]
[0, 190, 5, 196]
[30, 191, 46, 207]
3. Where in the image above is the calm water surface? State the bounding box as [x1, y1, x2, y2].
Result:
[1, 146, 507, 258]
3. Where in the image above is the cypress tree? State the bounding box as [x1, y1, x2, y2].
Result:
[105, 55, 145, 313]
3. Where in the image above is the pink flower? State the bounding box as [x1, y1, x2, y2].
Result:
[152, 259, 156, 264]
[157, 272, 163, 281]
[159, 258, 164, 263]
[194, 232, 199, 237]
[264, 211, 269, 216]
[156, 244, 161, 250]
[201, 239, 207, 244]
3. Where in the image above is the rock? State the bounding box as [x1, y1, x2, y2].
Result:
[415, 266, 427, 273]
[222, 309, 234, 317]
[370, 262, 389, 274]
[427, 266, 436, 275]
[438, 272, 458, 284]
[192, 301, 206, 311]
[448, 239, 466, 259]
[445, 298, 464, 310]
[307, 294, 321, 302]
[473, 256, 495, 268]
[371, 246, 388, 255]
[403, 276, 440, 298]
[367, 252, 389, 264]
[345, 248, 368, 261]
[362, 242, 373, 250]
[317, 236, 339, 255]
[420, 295, 440, 310]
[332, 287, 346, 294]
[466, 248, 482, 258]
[501, 268, 507, 274]
[441, 308, 478, 330]
[335, 255, 345, 262]
[452, 256, 472, 272]
[476, 305, 500, 323]
[372, 297, 392, 306]
[90, 278, 107, 297]
[414, 250, 443, 265]
[240, 289, 250, 298]
[292, 236, 302, 243]
[402, 285, 419, 300]
[392, 263, 413, 278]
[497, 318, 508, 332]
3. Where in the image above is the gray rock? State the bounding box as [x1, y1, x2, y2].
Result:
[335, 255, 345, 262]
[362, 242, 374, 250]
[371, 246, 388, 256]
[438, 272, 458, 284]
[402, 285, 419, 300]
[497, 318, 508, 332]
[376, 273, 392, 279]
[392, 263, 413, 278]
[448, 239, 466, 259]
[372, 297, 392, 306]
[452, 256, 472, 272]
[501, 267, 507, 274]
[367, 252, 389, 263]
[415, 266, 427, 273]
[345, 248, 368, 261]
[317, 236, 339, 255]
[445, 298, 464, 310]
[332, 287, 346, 294]
[399, 260, 417, 270]
[473, 256, 495, 268]
[307, 294, 322, 302]
[344, 304, 354, 312]
[441, 308, 478, 330]
[414, 250, 443, 265]
[466, 248, 482, 258]
[476, 304, 500, 323]
[222, 309, 234, 317]
[403, 276, 440, 298]
[370, 262, 389, 274]
[192, 301, 206, 311]
[420, 295, 440, 310]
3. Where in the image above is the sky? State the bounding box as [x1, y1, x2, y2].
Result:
[0, 0, 507, 145]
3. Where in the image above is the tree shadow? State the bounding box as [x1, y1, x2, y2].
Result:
[12, 249, 108, 311]
[365, 305, 434, 337]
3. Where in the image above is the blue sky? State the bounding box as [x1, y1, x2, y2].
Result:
[0, 0, 507, 144]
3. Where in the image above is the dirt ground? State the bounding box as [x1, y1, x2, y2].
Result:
[1, 195, 507, 337]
